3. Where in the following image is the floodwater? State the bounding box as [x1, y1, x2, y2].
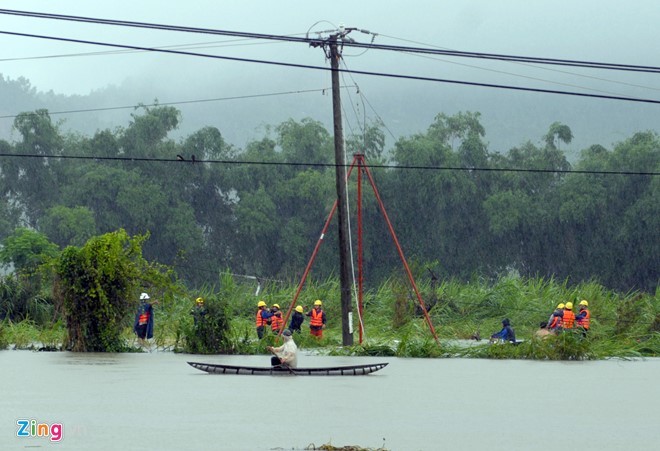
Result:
[1, 350, 659, 451]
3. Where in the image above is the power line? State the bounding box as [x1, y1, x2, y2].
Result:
[0, 87, 351, 120]
[382, 46, 656, 101]
[6, 33, 649, 101]
[378, 32, 660, 94]
[0, 35, 300, 63]
[2, 30, 660, 106]
[340, 58, 397, 144]
[2, 9, 660, 74]
[0, 152, 657, 176]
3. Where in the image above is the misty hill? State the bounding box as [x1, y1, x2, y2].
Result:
[1, 73, 658, 160]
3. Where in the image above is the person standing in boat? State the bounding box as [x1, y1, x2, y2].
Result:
[289, 305, 305, 333]
[133, 292, 158, 347]
[256, 300, 274, 339]
[270, 304, 284, 335]
[267, 329, 298, 368]
[490, 318, 516, 343]
[306, 300, 326, 339]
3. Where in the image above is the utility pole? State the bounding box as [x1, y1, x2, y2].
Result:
[313, 29, 353, 345]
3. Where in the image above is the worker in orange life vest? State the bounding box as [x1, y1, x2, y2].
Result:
[575, 299, 591, 336]
[270, 304, 284, 335]
[133, 292, 158, 347]
[256, 300, 274, 339]
[562, 302, 576, 329]
[306, 299, 326, 338]
[548, 303, 564, 332]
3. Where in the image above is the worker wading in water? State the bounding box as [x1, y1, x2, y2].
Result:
[256, 300, 274, 339]
[306, 300, 326, 339]
[270, 304, 284, 335]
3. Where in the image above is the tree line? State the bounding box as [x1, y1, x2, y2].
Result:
[0, 106, 657, 292]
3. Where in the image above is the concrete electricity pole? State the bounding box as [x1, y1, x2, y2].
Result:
[312, 28, 354, 345]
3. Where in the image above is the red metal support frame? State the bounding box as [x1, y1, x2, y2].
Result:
[359, 155, 440, 344]
[279, 156, 359, 336]
[280, 153, 439, 346]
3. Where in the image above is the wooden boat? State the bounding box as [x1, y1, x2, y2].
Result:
[188, 361, 388, 376]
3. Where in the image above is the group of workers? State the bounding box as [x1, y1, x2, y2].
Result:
[133, 293, 209, 348]
[256, 299, 326, 339]
[132, 292, 328, 352]
[490, 299, 592, 343]
[544, 299, 591, 336]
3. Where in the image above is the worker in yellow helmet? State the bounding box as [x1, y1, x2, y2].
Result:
[548, 303, 564, 332]
[575, 300, 591, 336]
[306, 300, 326, 338]
[563, 302, 575, 329]
[256, 300, 274, 339]
[288, 305, 305, 333]
[270, 304, 284, 335]
[191, 297, 208, 327]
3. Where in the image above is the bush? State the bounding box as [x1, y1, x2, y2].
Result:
[54, 230, 168, 352]
[181, 297, 232, 354]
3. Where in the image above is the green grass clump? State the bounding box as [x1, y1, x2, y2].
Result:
[5, 319, 40, 349]
[37, 321, 66, 351]
[0, 321, 8, 350]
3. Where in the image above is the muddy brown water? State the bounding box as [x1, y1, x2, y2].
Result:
[1, 350, 658, 450]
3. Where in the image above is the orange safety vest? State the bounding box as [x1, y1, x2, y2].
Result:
[562, 310, 575, 329]
[138, 312, 149, 325]
[549, 314, 562, 329]
[576, 309, 590, 329]
[271, 313, 283, 331]
[256, 309, 268, 327]
[310, 308, 324, 327]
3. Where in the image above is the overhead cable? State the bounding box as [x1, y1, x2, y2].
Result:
[0, 86, 352, 120]
[1, 30, 660, 106]
[0, 153, 657, 176]
[378, 32, 660, 93]
[2, 9, 660, 73]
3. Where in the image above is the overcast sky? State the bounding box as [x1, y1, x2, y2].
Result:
[1, 0, 659, 153]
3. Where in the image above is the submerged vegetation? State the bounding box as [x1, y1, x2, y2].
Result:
[1, 269, 657, 360]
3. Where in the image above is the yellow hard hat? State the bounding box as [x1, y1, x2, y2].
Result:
[257, 301, 266, 308]
[272, 304, 280, 309]
[565, 302, 573, 310]
[196, 297, 204, 304]
[557, 303, 565, 309]
[579, 300, 589, 307]
[314, 300, 322, 306]
[295, 305, 303, 313]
